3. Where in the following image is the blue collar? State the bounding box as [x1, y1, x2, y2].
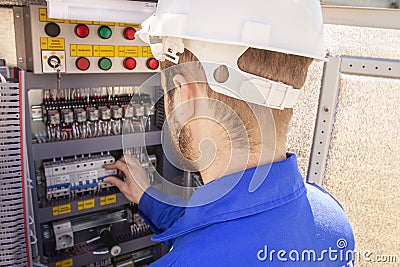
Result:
[153, 153, 306, 242]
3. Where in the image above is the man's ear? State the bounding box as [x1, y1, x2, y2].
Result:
[172, 74, 203, 121]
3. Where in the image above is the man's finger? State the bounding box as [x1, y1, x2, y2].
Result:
[103, 176, 125, 190]
[103, 160, 130, 174]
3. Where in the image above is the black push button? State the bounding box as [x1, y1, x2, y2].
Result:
[44, 22, 61, 37]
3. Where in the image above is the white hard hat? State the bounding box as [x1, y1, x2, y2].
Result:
[137, 0, 326, 109]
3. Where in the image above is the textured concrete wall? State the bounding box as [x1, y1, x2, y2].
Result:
[289, 24, 400, 266]
[0, 7, 17, 67]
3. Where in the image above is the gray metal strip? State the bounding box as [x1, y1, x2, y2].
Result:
[0, 207, 25, 214]
[0, 243, 26, 250]
[0, 108, 20, 113]
[0, 166, 21, 172]
[322, 6, 400, 30]
[308, 57, 342, 185]
[0, 150, 21, 156]
[0, 102, 20, 107]
[0, 155, 22, 161]
[0, 137, 21, 143]
[0, 173, 23, 179]
[0, 214, 24, 224]
[1, 221, 27, 228]
[0, 125, 20, 131]
[0, 89, 19, 95]
[24, 72, 160, 90]
[0, 228, 25, 236]
[0, 203, 24, 210]
[0, 188, 23, 195]
[0, 121, 21, 126]
[0, 186, 23, 192]
[0, 115, 20, 120]
[0, 133, 21, 139]
[340, 56, 400, 79]
[0, 96, 19, 101]
[0, 176, 23, 182]
[32, 131, 162, 160]
[0, 257, 27, 266]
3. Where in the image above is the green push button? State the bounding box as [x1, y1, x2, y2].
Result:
[98, 57, 112, 71]
[98, 25, 112, 39]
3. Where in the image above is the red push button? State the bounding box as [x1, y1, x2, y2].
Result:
[76, 57, 90, 71]
[124, 58, 137, 70]
[75, 24, 90, 38]
[146, 58, 159, 70]
[123, 27, 136, 40]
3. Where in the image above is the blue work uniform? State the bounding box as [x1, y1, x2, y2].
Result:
[139, 154, 355, 266]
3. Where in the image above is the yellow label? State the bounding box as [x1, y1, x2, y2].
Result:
[58, 204, 71, 215]
[47, 38, 65, 51]
[93, 45, 100, 57]
[84, 199, 95, 209]
[39, 8, 47, 22]
[99, 46, 114, 57]
[69, 20, 77, 24]
[125, 23, 142, 29]
[78, 199, 95, 210]
[106, 194, 117, 204]
[77, 201, 84, 211]
[100, 196, 107, 206]
[99, 21, 115, 26]
[52, 206, 59, 216]
[76, 20, 93, 25]
[70, 44, 77, 57]
[56, 258, 73, 267]
[118, 46, 126, 57]
[76, 45, 93, 57]
[47, 17, 65, 23]
[40, 37, 48, 50]
[114, 46, 119, 57]
[125, 46, 139, 57]
[142, 46, 153, 58]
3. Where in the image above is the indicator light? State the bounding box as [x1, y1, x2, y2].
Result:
[123, 58, 137, 70]
[123, 27, 136, 40]
[146, 58, 159, 70]
[98, 26, 112, 39]
[76, 57, 90, 71]
[74, 24, 90, 38]
[98, 57, 112, 71]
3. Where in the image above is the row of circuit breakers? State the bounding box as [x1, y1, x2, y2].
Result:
[42, 149, 156, 201]
[28, 6, 160, 74]
[15, 5, 167, 267]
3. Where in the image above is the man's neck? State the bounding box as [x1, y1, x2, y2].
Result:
[200, 145, 287, 185]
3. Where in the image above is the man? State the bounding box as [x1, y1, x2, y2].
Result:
[104, 0, 355, 266]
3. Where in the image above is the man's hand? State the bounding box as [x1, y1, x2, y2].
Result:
[103, 156, 151, 204]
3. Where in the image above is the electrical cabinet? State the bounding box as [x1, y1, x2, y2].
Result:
[7, 4, 182, 267]
[22, 71, 170, 267]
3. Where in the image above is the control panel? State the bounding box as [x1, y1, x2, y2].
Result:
[28, 6, 160, 74]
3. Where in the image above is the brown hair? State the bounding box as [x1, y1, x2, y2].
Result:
[161, 48, 312, 152]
